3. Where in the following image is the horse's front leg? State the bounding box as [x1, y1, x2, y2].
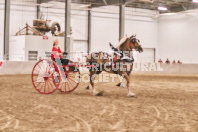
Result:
[116, 65, 132, 88]
[119, 71, 135, 97]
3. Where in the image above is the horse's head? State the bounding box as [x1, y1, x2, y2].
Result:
[129, 35, 143, 53]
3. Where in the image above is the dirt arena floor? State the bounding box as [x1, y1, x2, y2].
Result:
[0, 73, 198, 132]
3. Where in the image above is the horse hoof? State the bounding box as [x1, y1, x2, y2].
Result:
[95, 91, 103, 96]
[116, 83, 121, 87]
[116, 83, 126, 88]
[127, 92, 135, 97]
[86, 86, 89, 90]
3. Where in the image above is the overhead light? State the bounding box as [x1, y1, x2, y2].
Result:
[158, 7, 167, 11]
[78, 4, 91, 8]
[160, 13, 177, 16]
[193, 0, 198, 3]
[139, 0, 155, 3]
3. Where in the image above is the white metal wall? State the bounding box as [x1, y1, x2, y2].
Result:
[136, 48, 155, 63]
[125, 7, 158, 62]
[9, 1, 37, 35]
[91, 6, 158, 63]
[9, 36, 25, 61]
[125, 7, 158, 49]
[2, 1, 198, 64]
[91, 6, 119, 52]
[1, 4, 158, 62]
[39, 4, 158, 54]
[40, 4, 88, 52]
[71, 10, 88, 52]
[158, 13, 198, 64]
[0, 2, 160, 63]
[0, 0, 36, 60]
[25, 36, 65, 61]
[0, 0, 4, 60]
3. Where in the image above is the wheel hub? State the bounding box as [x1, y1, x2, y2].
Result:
[43, 73, 50, 80]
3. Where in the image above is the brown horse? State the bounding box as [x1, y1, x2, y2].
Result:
[86, 35, 143, 97]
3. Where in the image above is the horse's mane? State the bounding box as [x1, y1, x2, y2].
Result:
[117, 37, 128, 48]
[118, 34, 137, 47]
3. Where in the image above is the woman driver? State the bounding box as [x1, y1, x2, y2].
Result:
[51, 38, 69, 70]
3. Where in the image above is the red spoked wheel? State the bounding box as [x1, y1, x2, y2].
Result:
[58, 66, 80, 93]
[31, 59, 60, 94]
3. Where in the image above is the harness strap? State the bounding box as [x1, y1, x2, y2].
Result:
[109, 43, 134, 63]
[129, 42, 133, 47]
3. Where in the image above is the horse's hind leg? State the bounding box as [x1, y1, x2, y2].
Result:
[86, 72, 93, 90]
[89, 71, 103, 96]
[86, 71, 101, 90]
[86, 70, 94, 90]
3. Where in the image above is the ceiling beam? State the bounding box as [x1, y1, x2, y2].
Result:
[38, 0, 198, 13]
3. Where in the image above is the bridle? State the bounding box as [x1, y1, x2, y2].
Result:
[129, 36, 141, 50]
